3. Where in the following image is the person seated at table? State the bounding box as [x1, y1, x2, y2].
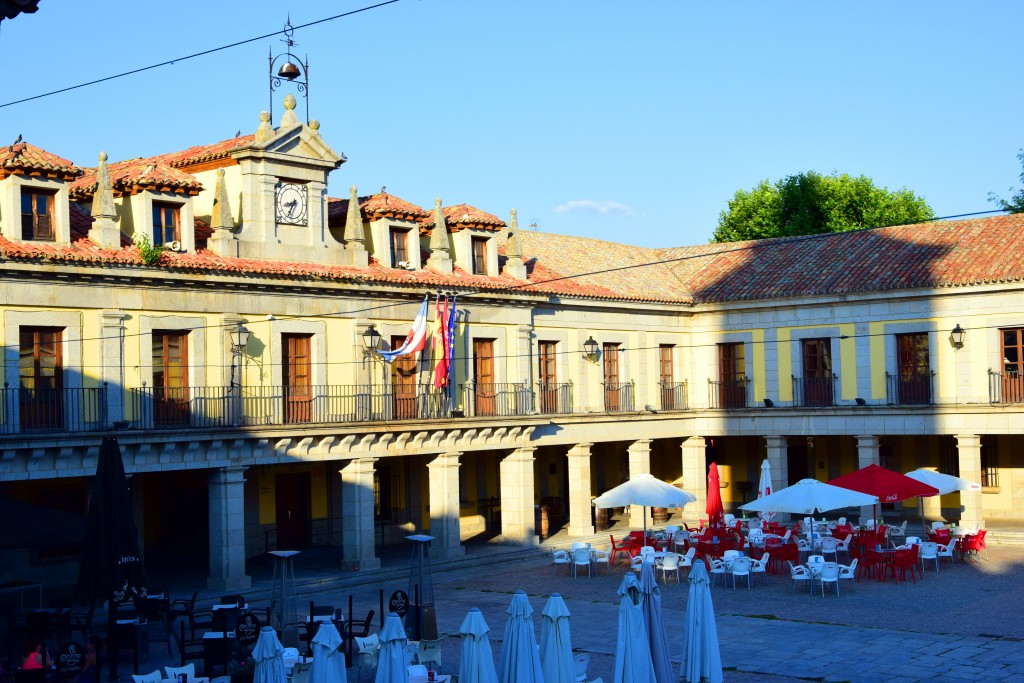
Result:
[78, 637, 105, 683]
[21, 640, 52, 670]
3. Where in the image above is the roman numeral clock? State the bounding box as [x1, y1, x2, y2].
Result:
[275, 181, 308, 226]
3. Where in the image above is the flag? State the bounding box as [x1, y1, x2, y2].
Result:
[378, 296, 429, 363]
[446, 295, 458, 391]
[432, 294, 450, 389]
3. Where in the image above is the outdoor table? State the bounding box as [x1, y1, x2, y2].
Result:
[0, 579, 43, 613]
[212, 603, 248, 610]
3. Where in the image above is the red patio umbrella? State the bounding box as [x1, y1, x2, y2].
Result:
[706, 462, 724, 527]
[827, 464, 939, 526]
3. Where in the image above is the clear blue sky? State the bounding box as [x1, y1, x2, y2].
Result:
[2, 1, 1021, 248]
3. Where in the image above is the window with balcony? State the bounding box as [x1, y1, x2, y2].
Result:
[603, 343, 622, 411]
[19, 327, 62, 430]
[473, 338, 496, 416]
[390, 227, 409, 266]
[152, 201, 180, 245]
[390, 334, 418, 419]
[539, 340, 559, 413]
[895, 333, 931, 404]
[152, 331, 189, 425]
[21, 188, 56, 241]
[716, 342, 746, 408]
[800, 338, 834, 406]
[471, 236, 488, 275]
[1000, 327, 1024, 403]
[283, 333, 312, 423]
[659, 344, 685, 410]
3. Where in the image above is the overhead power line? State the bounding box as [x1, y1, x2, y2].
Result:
[0, 0, 403, 109]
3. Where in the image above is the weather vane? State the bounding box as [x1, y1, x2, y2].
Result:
[268, 17, 309, 124]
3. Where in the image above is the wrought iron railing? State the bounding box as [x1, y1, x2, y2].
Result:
[886, 371, 934, 405]
[602, 380, 635, 412]
[659, 381, 689, 411]
[988, 369, 1024, 404]
[791, 374, 837, 407]
[0, 384, 109, 435]
[707, 378, 749, 409]
[537, 381, 573, 415]
[462, 382, 533, 417]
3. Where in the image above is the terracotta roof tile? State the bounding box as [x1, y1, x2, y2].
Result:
[68, 159, 203, 199]
[0, 142, 82, 179]
[153, 134, 256, 168]
[327, 192, 428, 227]
[420, 203, 506, 234]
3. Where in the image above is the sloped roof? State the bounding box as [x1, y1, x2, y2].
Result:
[420, 203, 506, 234]
[69, 159, 204, 199]
[0, 141, 82, 179]
[327, 192, 428, 226]
[154, 134, 256, 168]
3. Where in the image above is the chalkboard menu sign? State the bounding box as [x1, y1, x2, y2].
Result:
[56, 641, 85, 676]
[235, 613, 261, 646]
[388, 590, 409, 618]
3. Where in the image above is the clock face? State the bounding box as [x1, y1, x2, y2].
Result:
[276, 182, 308, 226]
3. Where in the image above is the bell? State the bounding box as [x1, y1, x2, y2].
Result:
[278, 61, 301, 80]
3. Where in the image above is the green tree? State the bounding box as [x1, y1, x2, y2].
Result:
[988, 149, 1024, 213]
[712, 171, 934, 243]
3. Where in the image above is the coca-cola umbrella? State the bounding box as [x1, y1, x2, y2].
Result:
[828, 464, 939, 528]
[706, 463, 724, 527]
[76, 437, 146, 679]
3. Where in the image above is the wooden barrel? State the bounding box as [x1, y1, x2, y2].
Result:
[539, 505, 551, 540]
[652, 507, 669, 525]
[595, 506, 609, 531]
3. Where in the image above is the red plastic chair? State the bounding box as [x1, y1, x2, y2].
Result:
[609, 535, 632, 565]
[893, 546, 920, 583]
[959, 530, 988, 561]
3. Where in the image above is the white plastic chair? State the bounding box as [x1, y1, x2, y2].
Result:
[665, 525, 680, 536]
[835, 534, 852, 561]
[672, 531, 688, 553]
[573, 653, 591, 682]
[750, 553, 769, 584]
[591, 546, 611, 574]
[787, 560, 810, 593]
[919, 541, 940, 572]
[572, 547, 592, 578]
[889, 520, 909, 542]
[164, 665, 195, 681]
[131, 672, 162, 683]
[639, 545, 656, 560]
[937, 539, 958, 566]
[722, 549, 740, 561]
[629, 555, 645, 573]
[820, 537, 839, 562]
[658, 553, 682, 583]
[551, 548, 571, 575]
[819, 563, 841, 597]
[571, 541, 590, 551]
[707, 558, 728, 587]
[291, 663, 312, 683]
[731, 556, 752, 590]
[407, 664, 428, 683]
[355, 633, 380, 678]
[838, 558, 858, 590]
[416, 638, 442, 670]
[837, 517, 847, 526]
[931, 521, 946, 530]
[905, 536, 921, 546]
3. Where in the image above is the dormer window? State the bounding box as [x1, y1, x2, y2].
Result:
[21, 188, 56, 241]
[153, 202, 180, 245]
[471, 236, 488, 275]
[390, 227, 410, 266]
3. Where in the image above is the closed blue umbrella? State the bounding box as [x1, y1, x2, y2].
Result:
[613, 572, 655, 683]
[459, 608, 499, 683]
[638, 560, 673, 683]
[375, 613, 408, 683]
[679, 561, 722, 683]
[539, 593, 573, 683]
[253, 627, 288, 683]
[310, 621, 346, 683]
[498, 590, 544, 683]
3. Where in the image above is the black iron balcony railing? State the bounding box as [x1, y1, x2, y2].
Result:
[0, 384, 108, 435]
[791, 374, 837, 407]
[988, 369, 1024, 404]
[462, 381, 533, 417]
[602, 380, 635, 413]
[659, 380, 689, 411]
[537, 381, 573, 415]
[886, 371, 934, 405]
[708, 378, 749, 409]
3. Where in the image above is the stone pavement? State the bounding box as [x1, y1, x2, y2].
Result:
[133, 528, 1024, 683]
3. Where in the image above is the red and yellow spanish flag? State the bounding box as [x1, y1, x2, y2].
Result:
[432, 295, 450, 388]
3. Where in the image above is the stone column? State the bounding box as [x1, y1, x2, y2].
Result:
[500, 447, 538, 546]
[208, 466, 252, 591]
[680, 437, 707, 523]
[340, 458, 381, 570]
[856, 435, 881, 524]
[956, 435, 985, 530]
[566, 443, 595, 537]
[98, 310, 125, 426]
[427, 452, 464, 559]
[763, 436, 790, 522]
[627, 440, 652, 528]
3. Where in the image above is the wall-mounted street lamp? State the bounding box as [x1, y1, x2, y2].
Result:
[950, 324, 965, 349]
[583, 336, 599, 363]
[362, 324, 382, 356]
[229, 323, 250, 388]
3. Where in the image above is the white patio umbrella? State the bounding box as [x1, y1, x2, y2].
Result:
[498, 590, 543, 683]
[253, 626, 288, 683]
[613, 572, 655, 683]
[638, 560, 674, 683]
[757, 459, 776, 522]
[738, 478, 878, 542]
[539, 593, 574, 683]
[459, 608, 499, 683]
[310, 621, 346, 683]
[374, 613, 408, 683]
[679, 560, 722, 683]
[905, 468, 982, 531]
[593, 473, 697, 534]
